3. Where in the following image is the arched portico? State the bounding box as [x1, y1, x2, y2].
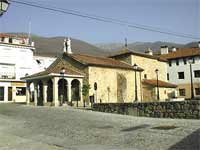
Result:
[37, 80, 44, 106]
[71, 79, 80, 101]
[71, 79, 80, 107]
[58, 79, 68, 104]
[47, 79, 53, 102]
[24, 74, 84, 107]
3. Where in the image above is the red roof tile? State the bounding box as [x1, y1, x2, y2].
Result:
[65, 53, 144, 71]
[0, 33, 28, 39]
[22, 58, 84, 79]
[143, 79, 177, 88]
[109, 49, 167, 62]
[160, 47, 200, 60]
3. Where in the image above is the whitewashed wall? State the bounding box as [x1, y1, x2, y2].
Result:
[168, 56, 200, 84]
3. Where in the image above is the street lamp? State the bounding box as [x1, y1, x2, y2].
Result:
[133, 63, 138, 102]
[155, 69, 160, 101]
[188, 58, 194, 99]
[0, 0, 10, 16]
[60, 67, 65, 106]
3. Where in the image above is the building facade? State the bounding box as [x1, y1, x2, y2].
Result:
[22, 41, 177, 107]
[110, 49, 177, 101]
[0, 34, 55, 103]
[160, 45, 200, 99]
[22, 52, 143, 107]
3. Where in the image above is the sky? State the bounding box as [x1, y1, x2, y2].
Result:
[0, 0, 199, 44]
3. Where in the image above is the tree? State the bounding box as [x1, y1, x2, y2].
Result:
[82, 84, 91, 107]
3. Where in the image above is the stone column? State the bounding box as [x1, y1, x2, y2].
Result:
[79, 79, 83, 105]
[67, 79, 72, 105]
[34, 82, 38, 106]
[53, 77, 59, 106]
[12, 86, 16, 103]
[26, 82, 30, 105]
[43, 81, 48, 105]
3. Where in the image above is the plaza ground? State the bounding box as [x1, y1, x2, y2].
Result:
[0, 104, 199, 150]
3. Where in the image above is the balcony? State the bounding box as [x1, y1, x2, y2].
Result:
[0, 73, 16, 79]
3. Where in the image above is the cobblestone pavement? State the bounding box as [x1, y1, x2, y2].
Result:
[0, 104, 199, 150]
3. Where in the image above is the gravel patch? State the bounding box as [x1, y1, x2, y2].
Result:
[0, 104, 199, 150]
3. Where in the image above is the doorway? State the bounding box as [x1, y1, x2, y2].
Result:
[0, 87, 4, 101]
[8, 87, 12, 101]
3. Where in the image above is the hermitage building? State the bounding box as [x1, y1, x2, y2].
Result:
[0, 34, 177, 107]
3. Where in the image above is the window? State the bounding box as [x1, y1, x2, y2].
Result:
[169, 60, 172, 67]
[167, 73, 169, 80]
[94, 82, 97, 91]
[144, 74, 147, 79]
[178, 72, 184, 79]
[176, 59, 179, 66]
[195, 88, 200, 95]
[1, 75, 8, 79]
[179, 89, 186, 96]
[16, 87, 26, 96]
[183, 58, 187, 65]
[9, 38, 13, 43]
[193, 57, 195, 63]
[1, 37, 4, 42]
[194, 70, 200, 78]
[0, 87, 4, 101]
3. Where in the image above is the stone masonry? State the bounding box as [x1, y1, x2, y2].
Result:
[92, 100, 200, 119]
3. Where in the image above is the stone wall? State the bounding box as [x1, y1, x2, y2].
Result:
[88, 66, 142, 103]
[92, 100, 200, 119]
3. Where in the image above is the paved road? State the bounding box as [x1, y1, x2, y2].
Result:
[0, 104, 199, 150]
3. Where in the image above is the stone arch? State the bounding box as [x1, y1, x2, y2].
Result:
[117, 73, 127, 103]
[37, 80, 43, 106]
[58, 79, 68, 103]
[47, 79, 53, 102]
[71, 79, 80, 101]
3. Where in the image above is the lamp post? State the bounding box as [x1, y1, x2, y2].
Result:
[188, 58, 194, 99]
[155, 69, 160, 101]
[60, 67, 65, 106]
[0, 0, 10, 16]
[133, 63, 138, 102]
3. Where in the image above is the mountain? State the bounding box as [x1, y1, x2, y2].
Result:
[5, 33, 199, 56]
[95, 43, 124, 52]
[95, 41, 186, 54]
[5, 33, 108, 57]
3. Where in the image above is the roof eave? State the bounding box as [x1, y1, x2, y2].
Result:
[21, 73, 84, 81]
[87, 63, 144, 72]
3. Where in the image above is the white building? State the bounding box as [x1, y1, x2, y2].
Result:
[34, 55, 56, 71]
[0, 34, 55, 103]
[160, 45, 200, 99]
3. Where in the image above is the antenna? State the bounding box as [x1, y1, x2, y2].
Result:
[125, 37, 128, 48]
[28, 18, 31, 44]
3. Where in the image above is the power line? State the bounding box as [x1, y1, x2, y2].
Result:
[10, 0, 200, 40]
[22, 0, 198, 39]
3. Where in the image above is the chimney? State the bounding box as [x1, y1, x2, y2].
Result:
[160, 45, 169, 54]
[171, 47, 176, 52]
[31, 41, 35, 47]
[198, 41, 200, 48]
[63, 39, 67, 53]
[63, 38, 72, 54]
[145, 48, 153, 55]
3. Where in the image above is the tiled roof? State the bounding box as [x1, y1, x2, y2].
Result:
[160, 47, 200, 60]
[143, 79, 177, 88]
[0, 33, 28, 39]
[109, 49, 167, 62]
[65, 53, 144, 71]
[22, 58, 84, 79]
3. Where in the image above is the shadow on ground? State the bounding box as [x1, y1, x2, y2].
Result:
[169, 128, 200, 150]
[121, 124, 150, 132]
